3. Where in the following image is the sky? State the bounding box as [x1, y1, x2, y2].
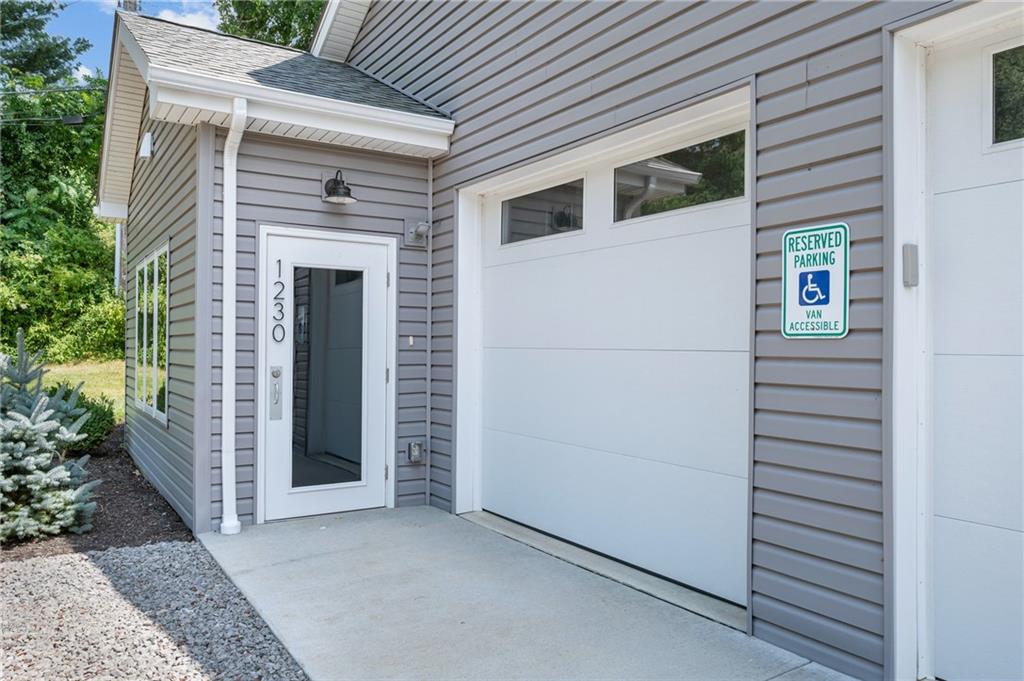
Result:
[47, 0, 220, 81]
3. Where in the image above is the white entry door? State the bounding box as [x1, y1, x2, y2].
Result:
[926, 21, 1023, 681]
[260, 227, 392, 521]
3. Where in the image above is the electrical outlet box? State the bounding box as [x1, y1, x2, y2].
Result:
[407, 441, 424, 463]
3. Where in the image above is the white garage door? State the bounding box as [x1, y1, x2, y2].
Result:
[479, 120, 750, 604]
[927, 22, 1023, 681]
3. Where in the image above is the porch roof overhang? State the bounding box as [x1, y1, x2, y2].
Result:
[96, 12, 454, 221]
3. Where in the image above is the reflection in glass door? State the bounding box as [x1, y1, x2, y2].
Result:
[290, 267, 364, 488]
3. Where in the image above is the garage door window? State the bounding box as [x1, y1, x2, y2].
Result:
[614, 130, 745, 222]
[501, 179, 584, 244]
[993, 44, 1024, 144]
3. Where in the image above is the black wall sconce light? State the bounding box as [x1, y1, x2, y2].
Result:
[322, 170, 357, 205]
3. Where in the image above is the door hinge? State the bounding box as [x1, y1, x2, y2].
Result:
[386, 367, 390, 383]
[385, 464, 389, 480]
[386, 271, 391, 287]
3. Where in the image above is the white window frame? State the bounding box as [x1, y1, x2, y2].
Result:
[497, 173, 589, 249]
[982, 34, 1024, 154]
[610, 126, 750, 227]
[134, 243, 169, 424]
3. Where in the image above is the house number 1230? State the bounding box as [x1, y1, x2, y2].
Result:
[271, 258, 286, 343]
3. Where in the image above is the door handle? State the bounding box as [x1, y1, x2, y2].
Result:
[270, 366, 283, 420]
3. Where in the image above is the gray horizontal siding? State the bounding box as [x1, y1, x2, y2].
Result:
[124, 98, 197, 529]
[347, 1, 946, 677]
[207, 133, 429, 530]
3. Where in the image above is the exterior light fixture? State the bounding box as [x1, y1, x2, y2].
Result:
[323, 170, 357, 205]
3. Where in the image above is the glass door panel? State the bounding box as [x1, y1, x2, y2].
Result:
[290, 266, 364, 488]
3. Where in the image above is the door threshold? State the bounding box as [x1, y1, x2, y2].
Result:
[461, 511, 746, 631]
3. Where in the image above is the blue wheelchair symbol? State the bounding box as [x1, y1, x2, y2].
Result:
[799, 270, 830, 306]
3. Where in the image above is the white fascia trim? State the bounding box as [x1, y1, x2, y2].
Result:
[310, 0, 341, 57]
[95, 201, 129, 221]
[117, 20, 151, 81]
[147, 66, 453, 152]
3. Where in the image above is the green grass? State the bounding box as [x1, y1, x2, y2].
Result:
[44, 360, 126, 423]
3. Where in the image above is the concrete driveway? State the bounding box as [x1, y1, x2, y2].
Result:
[201, 507, 847, 681]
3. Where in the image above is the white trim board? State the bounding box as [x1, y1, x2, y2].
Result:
[453, 85, 751, 515]
[255, 225, 398, 524]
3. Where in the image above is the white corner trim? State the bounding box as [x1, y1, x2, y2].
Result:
[95, 201, 128, 221]
[454, 189, 485, 514]
[218, 97, 247, 537]
[891, 29, 930, 681]
[310, 0, 341, 57]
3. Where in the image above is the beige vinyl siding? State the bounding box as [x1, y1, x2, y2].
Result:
[124, 99, 198, 529]
[207, 133, 429, 529]
[346, 1, 943, 677]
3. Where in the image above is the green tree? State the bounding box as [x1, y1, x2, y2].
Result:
[215, 0, 325, 49]
[0, 1, 90, 84]
[0, 3, 122, 361]
[0, 331, 100, 542]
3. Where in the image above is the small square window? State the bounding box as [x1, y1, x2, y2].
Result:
[993, 44, 1024, 144]
[500, 179, 584, 244]
[614, 130, 745, 222]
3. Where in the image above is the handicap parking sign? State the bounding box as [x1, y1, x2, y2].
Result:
[781, 223, 849, 338]
[798, 270, 830, 306]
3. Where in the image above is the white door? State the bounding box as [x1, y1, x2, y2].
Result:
[261, 228, 392, 521]
[927, 23, 1023, 681]
[478, 118, 750, 604]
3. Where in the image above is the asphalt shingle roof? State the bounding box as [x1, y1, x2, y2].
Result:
[119, 12, 448, 120]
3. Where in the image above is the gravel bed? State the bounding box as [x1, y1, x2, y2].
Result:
[2, 541, 307, 680]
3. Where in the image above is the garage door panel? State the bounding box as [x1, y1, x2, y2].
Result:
[933, 517, 1024, 681]
[933, 354, 1023, 532]
[483, 198, 749, 269]
[481, 428, 748, 603]
[928, 27, 1024, 194]
[483, 225, 750, 351]
[482, 347, 748, 478]
[931, 181, 1024, 356]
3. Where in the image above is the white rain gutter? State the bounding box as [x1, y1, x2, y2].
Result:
[219, 97, 247, 535]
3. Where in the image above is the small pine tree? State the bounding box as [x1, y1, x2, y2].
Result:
[0, 331, 100, 542]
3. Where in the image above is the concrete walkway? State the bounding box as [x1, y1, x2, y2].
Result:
[201, 507, 848, 681]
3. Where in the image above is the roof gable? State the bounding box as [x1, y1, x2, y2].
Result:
[121, 12, 442, 119]
[96, 12, 453, 220]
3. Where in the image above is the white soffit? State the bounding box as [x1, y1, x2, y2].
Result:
[96, 33, 145, 219]
[311, 0, 371, 63]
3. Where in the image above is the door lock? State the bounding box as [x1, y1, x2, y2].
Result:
[270, 365, 283, 420]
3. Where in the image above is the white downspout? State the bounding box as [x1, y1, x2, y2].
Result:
[113, 223, 122, 291]
[219, 97, 247, 535]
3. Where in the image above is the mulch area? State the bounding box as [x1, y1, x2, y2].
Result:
[2, 425, 193, 562]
